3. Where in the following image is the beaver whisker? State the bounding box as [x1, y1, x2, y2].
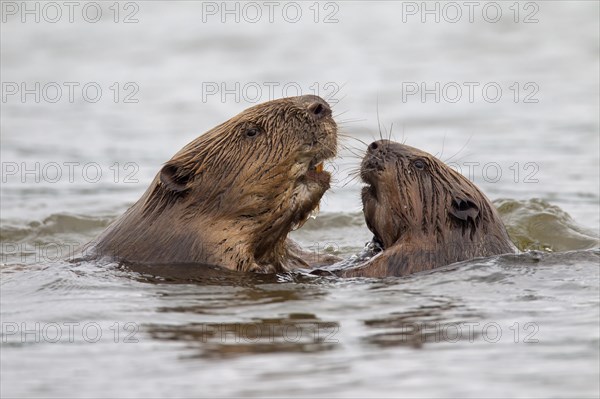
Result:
[340, 172, 363, 188]
[338, 145, 364, 160]
[340, 169, 361, 184]
[373, 105, 400, 143]
[336, 118, 367, 125]
[333, 109, 350, 118]
[340, 178, 359, 188]
[326, 84, 347, 105]
[325, 159, 340, 174]
[338, 133, 370, 148]
[434, 134, 447, 160]
[337, 139, 367, 161]
[443, 135, 472, 164]
[344, 166, 362, 177]
[374, 98, 383, 140]
[338, 139, 363, 150]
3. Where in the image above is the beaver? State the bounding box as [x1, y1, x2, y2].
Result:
[83, 95, 338, 273]
[333, 140, 516, 278]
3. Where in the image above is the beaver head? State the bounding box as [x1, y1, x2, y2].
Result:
[360, 140, 513, 259]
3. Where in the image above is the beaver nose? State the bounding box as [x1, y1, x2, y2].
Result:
[367, 139, 392, 154]
[308, 101, 331, 119]
[297, 95, 331, 120]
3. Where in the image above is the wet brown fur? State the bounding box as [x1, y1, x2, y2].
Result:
[341, 140, 516, 278]
[83, 96, 338, 273]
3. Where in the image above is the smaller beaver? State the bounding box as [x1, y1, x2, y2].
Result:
[337, 140, 516, 278]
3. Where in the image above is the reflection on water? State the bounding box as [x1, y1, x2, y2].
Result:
[148, 315, 339, 359]
[362, 299, 470, 349]
[124, 261, 284, 286]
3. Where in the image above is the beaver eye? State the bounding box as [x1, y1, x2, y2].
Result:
[413, 159, 426, 170]
[243, 126, 262, 138]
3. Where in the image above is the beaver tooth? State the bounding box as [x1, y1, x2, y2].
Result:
[315, 162, 323, 173]
[309, 203, 320, 219]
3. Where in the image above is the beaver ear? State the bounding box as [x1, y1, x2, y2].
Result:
[449, 196, 479, 223]
[159, 162, 192, 193]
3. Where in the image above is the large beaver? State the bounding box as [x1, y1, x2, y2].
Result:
[333, 140, 516, 278]
[83, 95, 338, 273]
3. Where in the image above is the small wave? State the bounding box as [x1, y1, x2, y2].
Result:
[1, 213, 113, 243]
[1, 214, 114, 265]
[495, 198, 599, 252]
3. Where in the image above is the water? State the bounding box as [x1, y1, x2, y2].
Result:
[1, 2, 599, 398]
